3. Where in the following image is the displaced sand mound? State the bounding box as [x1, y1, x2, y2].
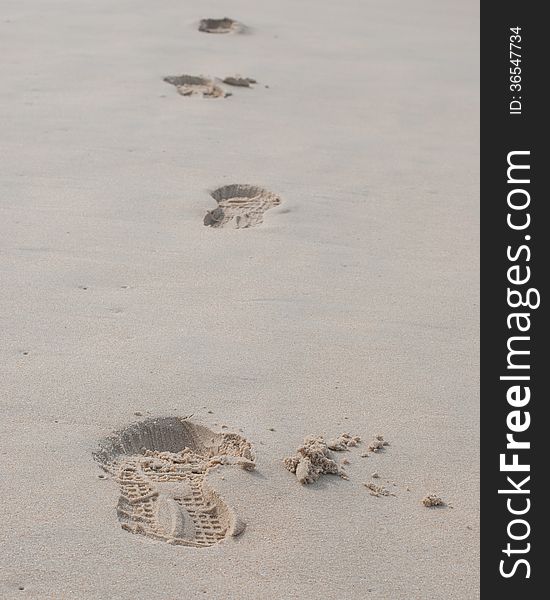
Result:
[283, 433, 361, 484]
[422, 494, 445, 507]
[94, 417, 253, 547]
[366, 434, 390, 453]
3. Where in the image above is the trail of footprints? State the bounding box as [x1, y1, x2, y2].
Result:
[94, 18, 285, 550]
[72, 7, 449, 558]
[162, 17, 281, 228]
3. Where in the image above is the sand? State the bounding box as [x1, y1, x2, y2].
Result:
[93, 417, 253, 547]
[0, 0, 479, 598]
[283, 435, 350, 484]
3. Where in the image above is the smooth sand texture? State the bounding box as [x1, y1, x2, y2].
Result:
[0, 0, 479, 598]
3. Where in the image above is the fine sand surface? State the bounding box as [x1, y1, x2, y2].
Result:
[0, 0, 479, 598]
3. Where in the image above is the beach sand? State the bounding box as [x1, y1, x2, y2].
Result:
[0, 0, 479, 598]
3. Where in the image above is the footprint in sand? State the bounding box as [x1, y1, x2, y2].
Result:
[94, 417, 254, 547]
[163, 75, 229, 98]
[204, 184, 282, 229]
[198, 18, 244, 34]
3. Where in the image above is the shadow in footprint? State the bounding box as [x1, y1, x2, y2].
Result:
[223, 76, 257, 88]
[198, 18, 245, 34]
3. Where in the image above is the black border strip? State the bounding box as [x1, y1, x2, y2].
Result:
[482, 2, 547, 595]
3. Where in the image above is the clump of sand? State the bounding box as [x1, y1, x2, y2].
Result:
[327, 432, 361, 451]
[367, 434, 390, 453]
[422, 494, 445, 507]
[284, 433, 362, 484]
[216, 432, 255, 461]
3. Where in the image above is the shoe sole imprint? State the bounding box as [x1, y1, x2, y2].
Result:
[204, 184, 282, 229]
[163, 75, 228, 98]
[94, 417, 253, 547]
[198, 18, 243, 34]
